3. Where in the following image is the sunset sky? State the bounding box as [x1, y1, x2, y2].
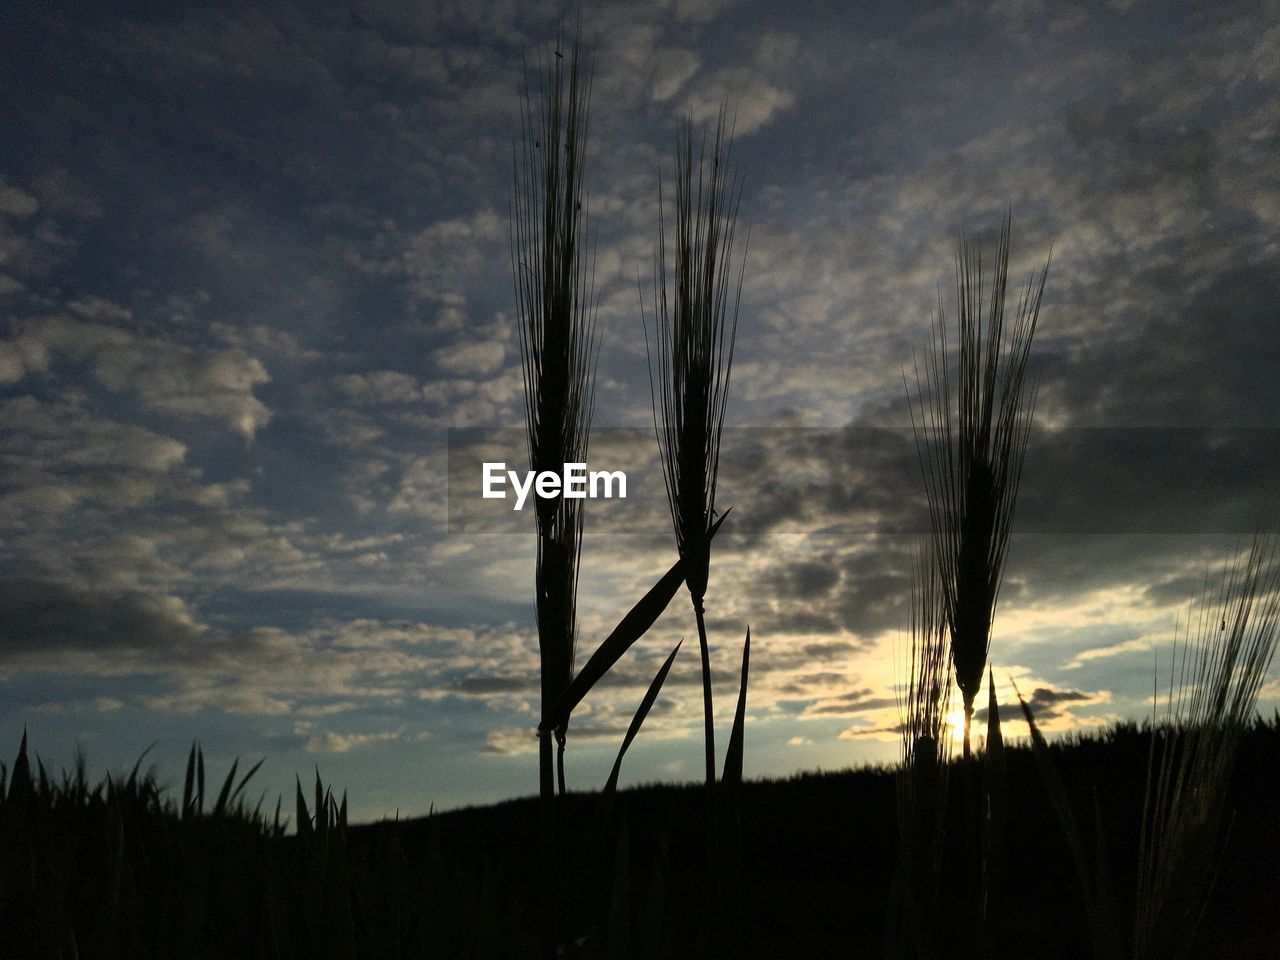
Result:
[2, 0, 1278, 818]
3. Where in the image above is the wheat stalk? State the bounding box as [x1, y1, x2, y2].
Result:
[908, 212, 1047, 759]
[645, 108, 745, 787]
[511, 20, 597, 955]
[511, 22, 598, 795]
[890, 545, 953, 959]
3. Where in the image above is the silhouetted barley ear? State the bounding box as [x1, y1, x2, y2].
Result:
[512, 22, 597, 791]
[889, 546, 952, 960]
[512, 21, 596, 955]
[1133, 535, 1280, 960]
[908, 212, 1048, 759]
[645, 108, 745, 787]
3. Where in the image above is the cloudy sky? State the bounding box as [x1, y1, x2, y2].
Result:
[2, 0, 1278, 818]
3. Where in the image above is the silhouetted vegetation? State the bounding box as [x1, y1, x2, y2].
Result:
[3, 719, 1279, 959]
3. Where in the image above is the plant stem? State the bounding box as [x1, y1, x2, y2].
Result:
[963, 697, 973, 761]
[555, 730, 567, 797]
[962, 739, 981, 950]
[694, 596, 715, 786]
[539, 731, 557, 957]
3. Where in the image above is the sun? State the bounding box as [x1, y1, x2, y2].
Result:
[945, 707, 967, 744]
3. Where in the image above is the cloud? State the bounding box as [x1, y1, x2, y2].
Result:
[403, 209, 505, 306]
[684, 68, 795, 136]
[801, 690, 898, 719]
[1063, 635, 1158, 669]
[975, 681, 1114, 728]
[1, 395, 188, 472]
[0, 579, 202, 667]
[68, 296, 132, 323]
[837, 721, 904, 740]
[4, 313, 272, 438]
[0, 332, 50, 384]
[454, 675, 536, 696]
[666, 0, 735, 23]
[30, 168, 102, 220]
[433, 340, 505, 376]
[483, 726, 539, 756]
[29, 696, 125, 715]
[0, 186, 40, 218]
[213, 323, 321, 362]
[301, 728, 403, 754]
[337, 370, 424, 405]
[783, 561, 841, 599]
[651, 49, 701, 102]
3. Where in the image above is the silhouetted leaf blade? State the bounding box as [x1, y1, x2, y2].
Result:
[604, 640, 682, 795]
[722, 626, 750, 786]
[539, 511, 728, 734]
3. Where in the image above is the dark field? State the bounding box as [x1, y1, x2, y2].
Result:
[3, 719, 1278, 959]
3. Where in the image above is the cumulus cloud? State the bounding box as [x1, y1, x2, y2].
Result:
[483, 726, 539, 756]
[3, 313, 271, 438]
[433, 340, 505, 376]
[301, 727, 403, 754]
[0, 186, 40, 218]
[1, 395, 188, 471]
[0, 332, 50, 384]
[651, 48, 701, 101]
[403, 209, 504, 306]
[337, 370, 424, 405]
[30, 168, 102, 220]
[684, 68, 795, 135]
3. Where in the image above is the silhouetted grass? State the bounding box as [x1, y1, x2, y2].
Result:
[1017, 537, 1280, 960]
[1135, 536, 1280, 960]
[6, 719, 1279, 958]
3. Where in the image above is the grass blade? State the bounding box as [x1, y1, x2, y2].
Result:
[570, 641, 682, 949]
[235, 757, 266, 806]
[721, 626, 750, 786]
[296, 774, 311, 837]
[604, 640, 683, 795]
[9, 728, 32, 803]
[212, 757, 239, 817]
[182, 742, 198, 819]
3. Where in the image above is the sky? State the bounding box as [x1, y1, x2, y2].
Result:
[2, 0, 1278, 820]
